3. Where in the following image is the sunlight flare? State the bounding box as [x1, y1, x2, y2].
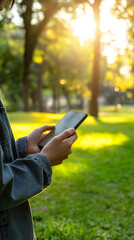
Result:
[71, 0, 128, 63]
[72, 6, 95, 43]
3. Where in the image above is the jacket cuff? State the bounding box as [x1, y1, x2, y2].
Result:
[16, 137, 27, 158]
[33, 153, 52, 187]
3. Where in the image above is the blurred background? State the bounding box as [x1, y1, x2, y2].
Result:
[1, 1, 134, 239]
[0, 0, 133, 116]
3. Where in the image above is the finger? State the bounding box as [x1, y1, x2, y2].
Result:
[57, 128, 75, 142]
[35, 146, 42, 153]
[68, 149, 72, 155]
[50, 159, 64, 166]
[38, 125, 55, 134]
[66, 132, 78, 145]
[55, 160, 63, 165]
[38, 133, 48, 142]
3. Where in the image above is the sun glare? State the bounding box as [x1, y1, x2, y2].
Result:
[120, 65, 131, 75]
[10, 0, 129, 66]
[70, 0, 128, 64]
[100, 0, 128, 63]
[72, 6, 95, 44]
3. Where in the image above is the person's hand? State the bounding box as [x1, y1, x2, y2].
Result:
[27, 125, 55, 155]
[41, 128, 78, 166]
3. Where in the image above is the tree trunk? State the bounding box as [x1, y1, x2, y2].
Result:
[22, 27, 37, 111]
[22, 67, 30, 111]
[61, 85, 72, 110]
[20, 0, 59, 111]
[37, 58, 45, 112]
[89, 0, 101, 117]
[57, 93, 61, 112]
[78, 94, 84, 109]
[52, 88, 57, 112]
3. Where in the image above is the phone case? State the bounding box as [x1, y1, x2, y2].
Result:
[38, 111, 88, 147]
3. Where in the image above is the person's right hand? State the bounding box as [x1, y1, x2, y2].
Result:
[41, 128, 77, 166]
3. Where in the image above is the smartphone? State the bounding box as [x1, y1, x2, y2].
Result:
[38, 110, 88, 147]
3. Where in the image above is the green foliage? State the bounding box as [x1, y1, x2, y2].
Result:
[0, 24, 24, 110]
[109, 0, 134, 91]
[9, 106, 134, 239]
[1, 0, 134, 111]
[33, 21, 92, 107]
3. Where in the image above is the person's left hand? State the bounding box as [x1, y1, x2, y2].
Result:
[26, 125, 55, 155]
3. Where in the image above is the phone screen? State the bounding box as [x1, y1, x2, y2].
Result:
[39, 111, 88, 147]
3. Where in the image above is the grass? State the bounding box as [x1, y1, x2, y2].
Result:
[9, 105, 134, 240]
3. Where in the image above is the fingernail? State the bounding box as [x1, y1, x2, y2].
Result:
[70, 128, 75, 133]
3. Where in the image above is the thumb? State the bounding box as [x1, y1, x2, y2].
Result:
[58, 128, 75, 142]
[38, 125, 55, 134]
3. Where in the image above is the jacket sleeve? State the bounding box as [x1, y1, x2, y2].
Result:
[15, 136, 52, 187]
[0, 140, 52, 211]
[16, 137, 27, 158]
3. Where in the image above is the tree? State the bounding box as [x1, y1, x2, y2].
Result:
[16, 0, 80, 111]
[32, 17, 90, 112]
[74, 0, 102, 117]
[112, 0, 134, 101]
[16, 0, 60, 111]
[89, 0, 101, 117]
[0, 24, 23, 110]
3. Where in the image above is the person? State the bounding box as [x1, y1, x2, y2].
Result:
[0, 1, 78, 239]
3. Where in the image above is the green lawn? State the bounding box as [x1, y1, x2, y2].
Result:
[9, 106, 134, 240]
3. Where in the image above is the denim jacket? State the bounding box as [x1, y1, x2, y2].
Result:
[0, 99, 52, 240]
